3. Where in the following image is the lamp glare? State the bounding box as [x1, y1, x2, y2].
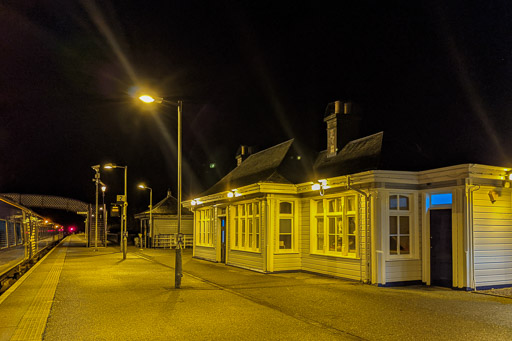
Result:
[139, 95, 155, 103]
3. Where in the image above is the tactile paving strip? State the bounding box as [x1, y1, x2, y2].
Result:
[10, 246, 67, 341]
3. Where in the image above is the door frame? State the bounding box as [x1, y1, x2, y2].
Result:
[216, 206, 228, 263]
[422, 191, 457, 287]
[220, 216, 227, 263]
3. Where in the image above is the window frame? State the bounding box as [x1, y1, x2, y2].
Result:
[275, 199, 298, 253]
[231, 201, 261, 252]
[387, 192, 417, 259]
[310, 195, 359, 258]
[195, 208, 214, 247]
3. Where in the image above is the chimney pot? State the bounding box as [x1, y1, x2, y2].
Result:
[334, 101, 342, 114]
[236, 145, 253, 166]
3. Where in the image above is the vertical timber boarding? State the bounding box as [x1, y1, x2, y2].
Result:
[472, 185, 512, 289]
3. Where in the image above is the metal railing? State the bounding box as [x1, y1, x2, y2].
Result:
[153, 234, 192, 249]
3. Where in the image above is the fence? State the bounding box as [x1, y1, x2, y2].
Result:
[153, 234, 193, 249]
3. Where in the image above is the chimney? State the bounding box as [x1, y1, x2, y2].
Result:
[324, 100, 361, 158]
[236, 145, 252, 166]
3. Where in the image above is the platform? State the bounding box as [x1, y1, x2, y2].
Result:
[1, 234, 512, 340]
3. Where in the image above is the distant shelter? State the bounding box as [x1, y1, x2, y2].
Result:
[135, 191, 193, 248]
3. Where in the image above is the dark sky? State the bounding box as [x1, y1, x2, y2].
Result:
[1, 1, 512, 225]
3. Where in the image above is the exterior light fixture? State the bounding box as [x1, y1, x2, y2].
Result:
[104, 163, 128, 259]
[227, 189, 242, 198]
[312, 179, 329, 196]
[137, 91, 184, 288]
[138, 184, 152, 250]
[138, 94, 163, 104]
[191, 198, 202, 206]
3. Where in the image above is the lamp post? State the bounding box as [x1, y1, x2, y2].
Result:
[91, 165, 101, 251]
[138, 94, 183, 288]
[101, 182, 107, 246]
[138, 184, 152, 250]
[104, 163, 128, 260]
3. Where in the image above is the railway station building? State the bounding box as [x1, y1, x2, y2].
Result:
[185, 101, 512, 290]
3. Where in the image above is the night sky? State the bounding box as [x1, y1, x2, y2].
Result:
[1, 1, 512, 227]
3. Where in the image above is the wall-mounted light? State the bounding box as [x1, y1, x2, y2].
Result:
[312, 179, 329, 196]
[488, 190, 499, 204]
[191, 198, 202, 206]
[227, 189, 242, 198]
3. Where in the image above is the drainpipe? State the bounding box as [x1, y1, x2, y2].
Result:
[347, 175, 372, 283]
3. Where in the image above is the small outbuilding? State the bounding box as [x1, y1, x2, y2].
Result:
[135, 190, 193, 248]
[185, 101, 512, 290]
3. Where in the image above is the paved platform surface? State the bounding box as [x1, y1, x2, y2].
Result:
[0, 234, 512, 340]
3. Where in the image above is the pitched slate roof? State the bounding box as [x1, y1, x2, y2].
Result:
[313, 132, 384, 178]
[200, 139, 296, 196]
[135, 193, 192, 218]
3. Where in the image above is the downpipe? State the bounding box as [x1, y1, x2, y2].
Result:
[347, 176, 372, 284]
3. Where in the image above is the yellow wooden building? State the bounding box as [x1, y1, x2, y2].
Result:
[185, 101, 512, 290]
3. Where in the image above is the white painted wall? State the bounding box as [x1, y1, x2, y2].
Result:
[472, 186, 512, 288]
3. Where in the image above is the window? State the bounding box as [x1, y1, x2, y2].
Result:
[232, 202, 260, 251]
[431, 193, 452, 206]
[278, 201, 294, 250]
[312, 196, 357, 256]
[389, 194, 411, 255]
[196, 208, 213, 247]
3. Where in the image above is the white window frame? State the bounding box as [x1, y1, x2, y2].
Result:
[310, 195, 359, 258]
[276, 200, 298, 253]
[387, 192, 418, 259]
[231, 201, 261, 252]
[195, 208, 213, 247]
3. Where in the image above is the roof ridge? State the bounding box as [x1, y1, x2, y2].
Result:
[246, 138, 294, 159]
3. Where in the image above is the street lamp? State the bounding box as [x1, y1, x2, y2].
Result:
[91, 165, 101, 251]
[138, 93, 183, 289]
[138, 184, 152, 250]
[104, 163, 128, 260]
[101, 182, 107, 245]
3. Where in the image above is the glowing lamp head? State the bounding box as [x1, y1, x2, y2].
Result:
[138, 184, 146, 189]
[138, 94, 163, 104]
[312, 183, 321, 191]
[227, 192, 234, 198]
[139, 95, 155, 103]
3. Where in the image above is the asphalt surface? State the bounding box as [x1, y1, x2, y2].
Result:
[1, 234, 512, 340]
